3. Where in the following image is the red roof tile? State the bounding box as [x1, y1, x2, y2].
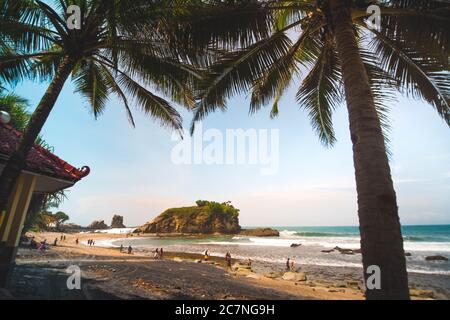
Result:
[0, 121, 89, 182]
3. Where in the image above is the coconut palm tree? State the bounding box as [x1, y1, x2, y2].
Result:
[0, 0, 276, 218]
[191, 0, 450, 299]
[0, 0, 206, 215]
[0, 0, 277, 286]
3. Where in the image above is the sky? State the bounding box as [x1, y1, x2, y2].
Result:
[10, 77, 450, 228]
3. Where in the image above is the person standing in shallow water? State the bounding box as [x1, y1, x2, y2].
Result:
[128, 246, 133, 254]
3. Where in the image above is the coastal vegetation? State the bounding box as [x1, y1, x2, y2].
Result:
[137, 201, 241, 234]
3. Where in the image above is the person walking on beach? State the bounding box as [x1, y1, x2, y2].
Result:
[225, 252, 232, 269]
[204, 250, 209, 262]
[128, 246, 133, 255]
[154, 248, 160, 259]
[160, 248, 164, 259]
[290, 259, 295, 271]
[75, 238, 79, 245]
[30, 237, 37, 249]
[120, 244, 123, 253]
[53, 238, 58, 246]
[286, 258, 291, 271]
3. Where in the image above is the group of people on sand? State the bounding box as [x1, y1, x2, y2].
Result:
[286, 258, 297, 271]
[53, 234, 67, 247]
[30, 238, 47, 251]
[119, 244, 133, 255]
[87, 239, 95, 246]
[28, 237, 48, 251]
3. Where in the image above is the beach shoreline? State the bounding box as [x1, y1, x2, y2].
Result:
[7, 231, 446, 300]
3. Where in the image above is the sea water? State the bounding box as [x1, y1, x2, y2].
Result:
[109, 225, 450, 276]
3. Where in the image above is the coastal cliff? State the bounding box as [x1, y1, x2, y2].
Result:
[136, 201, 241, 234]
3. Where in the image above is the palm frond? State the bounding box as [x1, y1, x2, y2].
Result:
[368, 28, 450, 126]
[296, 38, 342, 147]
[72, 60, 109, 118]
[250, 26, 317, 115]
[97, 63, 135, 127]
[192, 31, 292, 133]
[115, 70, 183, 132]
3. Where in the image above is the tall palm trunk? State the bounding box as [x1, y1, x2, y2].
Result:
[0, 57, 74, 215]
[329, 0, 409, 300]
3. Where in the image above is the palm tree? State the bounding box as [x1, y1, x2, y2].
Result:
[191, 0, 450, 299]
[0, 0, 208, 214]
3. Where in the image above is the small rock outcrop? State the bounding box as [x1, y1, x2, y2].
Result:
[333, 246, 361, 255]
[136, 201, 241, 234]
[232, 262, 253, 274]
[240, 228, 280, 237]
[110, 215, 126, 228]
[87, 220, 108, 230]
[425, 255, 448, 261]
[282, 272, 307, 282]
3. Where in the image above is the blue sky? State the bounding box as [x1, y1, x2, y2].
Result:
[12, 78, 450, 227]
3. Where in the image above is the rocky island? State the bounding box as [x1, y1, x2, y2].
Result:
[136, 201, 241, 235]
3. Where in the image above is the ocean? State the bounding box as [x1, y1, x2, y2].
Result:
[106, 225, 450, 276]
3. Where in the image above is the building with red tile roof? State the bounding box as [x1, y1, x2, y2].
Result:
[0, 118, 89, 278]
[0, 120, 89, 193]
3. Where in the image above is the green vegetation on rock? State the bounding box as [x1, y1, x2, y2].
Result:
[137, 201, 241, 234]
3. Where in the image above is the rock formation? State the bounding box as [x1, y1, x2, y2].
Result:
[87, 220, 108, 230]
[110, 215, 126, 228]
[425, 255, 448, 261]
[136, 201, 241, 234]
[239, 228, 280, 237]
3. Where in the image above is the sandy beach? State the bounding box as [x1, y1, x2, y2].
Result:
[3, 231, 444, 300]
[3, 231, 368, 300]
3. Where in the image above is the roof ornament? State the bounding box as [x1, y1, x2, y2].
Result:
[79, 166, 91, 178]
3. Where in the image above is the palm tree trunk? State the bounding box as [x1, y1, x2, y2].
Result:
[0, 56, 74, 215]
[329, 0, 409, 300]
